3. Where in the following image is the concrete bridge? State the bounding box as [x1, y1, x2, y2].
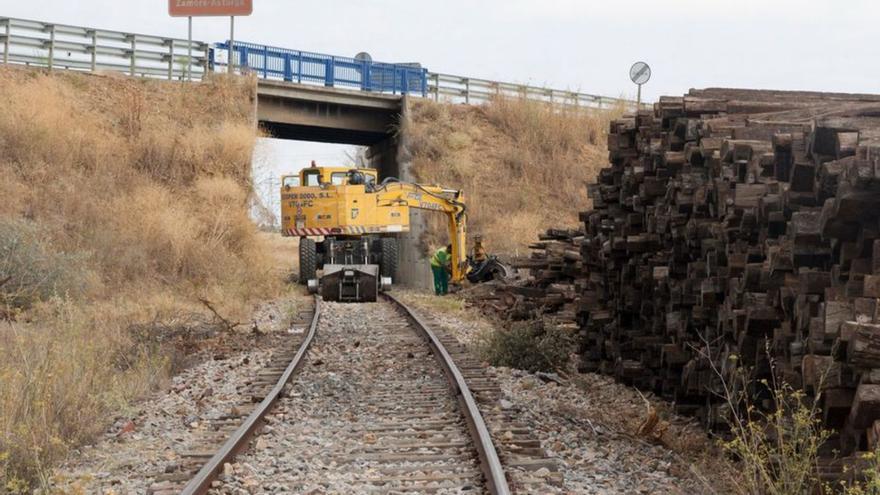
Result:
[0, 16, 635, 183]
[256, 80, 405, 178]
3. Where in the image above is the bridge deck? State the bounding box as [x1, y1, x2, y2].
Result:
[256, 80, 403, 146]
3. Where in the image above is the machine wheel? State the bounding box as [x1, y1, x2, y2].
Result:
[299, 238, 318, 285]
[380, 237, 398, 280]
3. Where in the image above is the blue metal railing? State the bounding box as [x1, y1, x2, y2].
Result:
[211, 41, 427, 96]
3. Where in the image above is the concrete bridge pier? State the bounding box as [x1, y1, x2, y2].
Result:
[389, 98, 434, 291]
[366, 135, 401, 180]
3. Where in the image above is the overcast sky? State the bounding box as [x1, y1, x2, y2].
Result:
[5, 0, 876, 99]
[3, 0, 876, 210]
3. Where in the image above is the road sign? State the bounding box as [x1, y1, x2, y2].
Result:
[169, 1, 252, 76]
[629, 62, 651, 85]
[169, 0, 253, 17]
[629, 61, 651, 108]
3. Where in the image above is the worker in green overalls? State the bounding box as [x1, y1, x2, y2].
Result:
[430, 244, 452, 295]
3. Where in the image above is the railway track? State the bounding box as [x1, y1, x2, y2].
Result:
[168, 294, 517, 495]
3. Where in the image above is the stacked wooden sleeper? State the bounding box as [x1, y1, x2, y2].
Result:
[584, 88, 880, 453]
[465, 228, 582, 329]
[476, 88, 880, 463]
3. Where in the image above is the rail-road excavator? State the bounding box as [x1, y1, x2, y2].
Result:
[280, 164, 508, 302]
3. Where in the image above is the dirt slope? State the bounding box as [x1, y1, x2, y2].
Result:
[404, 97, 622, 256]
[0, 67, 284, 490]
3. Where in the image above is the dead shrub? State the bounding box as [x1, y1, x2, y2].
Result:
[0, 218, 85, 311]
[133, 121, 255, 186]
[0, 299, 169, 489]
[479, 320, 572, 373]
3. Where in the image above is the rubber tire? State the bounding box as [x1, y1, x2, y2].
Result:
[298, 238, 318, 285]
[489, 259, 512, 280]
[380, 237, 398, 280]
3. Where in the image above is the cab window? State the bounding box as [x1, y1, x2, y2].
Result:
[330, 172, 347, 185]
[282, 176, 300, 188]
[303, 171, 321, 187]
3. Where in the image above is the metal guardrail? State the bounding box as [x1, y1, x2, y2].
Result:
[0, 16, 634, 108]
[427, 72, 629, 108]
[0, 17, 209, 80]
[208, 42, 630, 108]
[211, 40, 427, 95]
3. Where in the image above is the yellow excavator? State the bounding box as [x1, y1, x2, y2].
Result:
[280, 164, 508, 302]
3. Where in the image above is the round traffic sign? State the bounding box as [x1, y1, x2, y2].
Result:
[629, 62, 651, 85]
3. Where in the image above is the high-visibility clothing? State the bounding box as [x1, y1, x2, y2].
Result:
[430, 248, 451, 268]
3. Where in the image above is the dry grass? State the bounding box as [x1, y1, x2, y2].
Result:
[257, 231, 300, 282]
[0, 67, 278, 491]
[404, 96, 622, 255]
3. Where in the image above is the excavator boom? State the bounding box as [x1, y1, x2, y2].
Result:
[375, 182, 468, 283]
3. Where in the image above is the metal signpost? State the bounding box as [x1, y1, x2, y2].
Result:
[629, 61, 651, 108]
[168, 0, 253, 78]
[229, 15, 235, 75]
[2, 18, 9, 65]
[187, 16, 192, 79]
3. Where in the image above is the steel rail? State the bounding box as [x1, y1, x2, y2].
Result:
[179, 297, 322, 495]
[383, 292, 511, 495]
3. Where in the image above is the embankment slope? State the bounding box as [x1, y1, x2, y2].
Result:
[404, 97, 621, 255]
[0, 67, 281, 489]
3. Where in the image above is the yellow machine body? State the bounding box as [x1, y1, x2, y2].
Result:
[281, 166, 469, 283]
[281, 167, 410, 237]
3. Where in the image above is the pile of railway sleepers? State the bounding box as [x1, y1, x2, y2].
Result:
[480, 87, 880, 459]
[582, 88, 880, 455]
[464, 229, 582, 328]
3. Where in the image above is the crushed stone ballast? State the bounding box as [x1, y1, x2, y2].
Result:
[175, 295, 515, 495]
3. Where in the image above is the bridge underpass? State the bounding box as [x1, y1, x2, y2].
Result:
[0, 17, 634, 291]
[256, 80, 434, 289]
[257, 80, 403, 175]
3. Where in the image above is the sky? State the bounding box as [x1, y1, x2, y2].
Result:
[3, 0, 877, 211]
[4, 0, 877, 99]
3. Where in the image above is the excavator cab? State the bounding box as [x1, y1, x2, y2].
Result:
[283, 165, 379, 189]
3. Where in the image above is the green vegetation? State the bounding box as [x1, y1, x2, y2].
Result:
[707, 347, 880, 494]
[479, 320, 572, 373]
[0, 219, 84, 312]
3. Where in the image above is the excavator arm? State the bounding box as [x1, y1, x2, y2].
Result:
[375, 181, 469, 283]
